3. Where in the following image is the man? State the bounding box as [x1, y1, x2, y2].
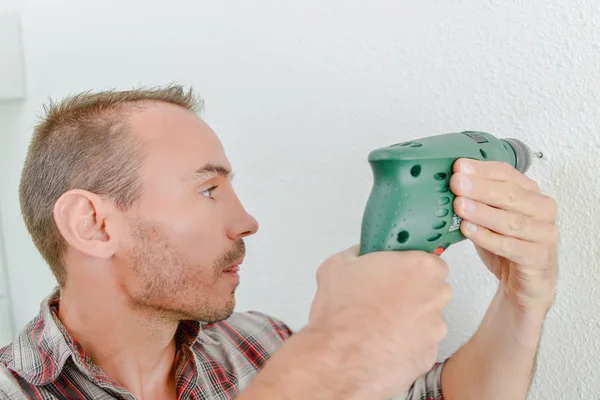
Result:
[0, 85, 558, 400]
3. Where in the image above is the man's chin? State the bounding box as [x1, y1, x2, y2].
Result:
[187, 297, 236, 323]
[132, 294, 236, 323]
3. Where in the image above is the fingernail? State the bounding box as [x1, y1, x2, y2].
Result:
[461, 160, 474, 174]
[465, 221, 478, 233]
[459, 175, 473, 191]
[461, 198, 476, 213]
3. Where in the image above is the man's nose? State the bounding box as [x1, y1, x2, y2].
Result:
[227, 205, 259, 241]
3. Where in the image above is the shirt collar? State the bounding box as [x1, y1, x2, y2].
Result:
[8, 287, 205, 386]
[8, 287, 76, 385]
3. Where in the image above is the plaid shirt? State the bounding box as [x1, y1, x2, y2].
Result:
[0, 289, 445, 399]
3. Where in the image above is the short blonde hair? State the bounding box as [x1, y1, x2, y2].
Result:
[19, 84, 203, 286]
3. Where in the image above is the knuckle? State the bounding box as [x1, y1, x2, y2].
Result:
[507, 211, 526, 233]
[409, 251, 431, 267]
[423, 254, 448, 276]
[437, 260, 450, 279]
[421, 253, 437, 268]
[440, 284, 453, 306]
[506, 183, 521, 205]
[501, 163, 518, 179]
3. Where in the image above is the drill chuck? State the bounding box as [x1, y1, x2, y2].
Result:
[501, 138, 533, 174]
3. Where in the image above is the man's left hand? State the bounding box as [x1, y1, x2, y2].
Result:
[450, 158, 559, 315]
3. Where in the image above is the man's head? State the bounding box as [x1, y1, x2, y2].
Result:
[19, 85, 258, 322]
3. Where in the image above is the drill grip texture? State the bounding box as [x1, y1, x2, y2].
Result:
[359, 131, 522, 256]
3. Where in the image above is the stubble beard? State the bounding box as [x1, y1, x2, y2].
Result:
[126, 217, 246, 323]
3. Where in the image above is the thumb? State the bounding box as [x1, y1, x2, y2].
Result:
[339, 244, 360, 261]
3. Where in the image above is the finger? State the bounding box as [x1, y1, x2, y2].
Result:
[410, 251, 450, 280]
[317, 244, 360, 283]
[450, 173, 557, 222]
[437, 282, 453, 309]
[460, 220, 550, 266]
[454, 197, 559, 244]
[453, 158, 540, 193]
[342, 244, 360, 260]
[327, 244, 360, 265]
[429, 254, 450, 280]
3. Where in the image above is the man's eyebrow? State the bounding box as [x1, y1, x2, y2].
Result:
[191, 163, 233, 181]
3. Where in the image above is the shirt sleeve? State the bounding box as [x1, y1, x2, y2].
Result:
[247, 311, 294, 342]
[401, 359, 447, 400]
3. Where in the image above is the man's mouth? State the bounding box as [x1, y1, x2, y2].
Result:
[223, 265, 240, 273]
[222, 259, 243, 273]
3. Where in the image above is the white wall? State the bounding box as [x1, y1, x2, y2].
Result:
[0, 2, 25, 345]
[0, 0, 598, 397]
[0, 208, 13, 345]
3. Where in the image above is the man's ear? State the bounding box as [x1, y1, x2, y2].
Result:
[53, 189, 119, 259]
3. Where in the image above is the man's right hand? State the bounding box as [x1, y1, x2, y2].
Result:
[307, 245, 452, 398]
[239, 245, 452, 400]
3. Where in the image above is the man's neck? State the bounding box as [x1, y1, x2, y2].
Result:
[57, 277, 179, 400]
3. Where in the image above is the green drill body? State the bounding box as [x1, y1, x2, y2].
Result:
[359, 131, 529, 256]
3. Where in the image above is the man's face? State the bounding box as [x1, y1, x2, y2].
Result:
[114, 103, 258, 322]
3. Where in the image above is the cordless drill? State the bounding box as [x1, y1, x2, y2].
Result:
[358, 131, 539, 256]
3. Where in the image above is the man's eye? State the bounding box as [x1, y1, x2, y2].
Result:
[201, 186, 218, 198]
